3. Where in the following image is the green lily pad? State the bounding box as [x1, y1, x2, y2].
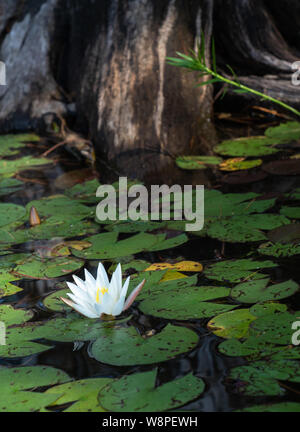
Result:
[0, 134, 39, 157]
[206, 214, 289, 243]
[0, 366, 70, 412]
[207, 309, 257, 339]
[204, 259, 277, 283]
[219, 158, 262, 171]
[249, 311, 300, 345]
[72, 232, 187, 260]
[237, 402, 300, 412]
[258, 242, 300, 257]
[26, 195, 94, 221]
[43, 287, 70, 312]
[138, 285, 235, 320]
[0, 271, 22, 298]
[218, 336, 285, 359]
[122, 259, 150, 273]
[148, 233, 188, 251]
[214, 136, 280, 157]
[231, 278, 299, 303]
[13, 256, 84, 279]
[0, 178, 23, 196]
[98, 369, 205, 412]
[280, 206, 300, 219]
[204, 191, 275, 220]
[45, 378, 112, 412]
[0, 322, 52, 358]
[91, 324, 199, 366]
[127, 273, 198, 300]
[0, 203, 26, 228]
[229, 359, 300, 396]
[106, 220, 167, 233]
[64, 179, 101, 204]
[265, 122, 300, 141]
[0, 304, 33, 326]
[176, 155, 222, 170]
[0, 156, 51, 177]
[0, 218, 99, 245]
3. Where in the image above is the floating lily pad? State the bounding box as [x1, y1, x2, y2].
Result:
[0, 322, 52, 358]
[145, 261, 203, 272]
[26, 195, 94, 221]
[91, 324, 198, 366]
[214, 136, 279, 157]
[259, 242, 300, 257]
[38, 314, 130, 344]
[105, 220, 167, 233]
[207, 309, 257, 339]
[231, 278, 299, 303]
[267, 223, 300, 243]
[263, 160, 300, 176]
[72, 232, 187, 260]
[122, 259, 151, 273]
[204, 259, 277, 283]
[0, 366, 70, 412]
[280, 206, 300, 219]
[0, 218, 99, 245]
[218, 336, 286, 359]
[98, 369, 205, 412]
[46, 378, 112, 412]
[219, 158, 262, 172]
[176, 155, 222, 170]
[13, 256, 84, 279]
[148, 234, 188, 251]
[229, 360, 300, 396]
[237, 402, 300, 412]
[249, 311, 300, 345]
[0, 275, 22, 298]
[138, 285, 235, 320]
[265, 121, 300, 141]
[0, 156, 51, 177]
[0, 304, 33, 326]
[0, 178, 23, 196]
[43, 287, 70, 312]
[204, 191, 275, 220]
[206, 214, 289, 243]
[0, 203, 26, 228]
[221, 170, 267, 184]
[127, 273, 198, 300]
[65, 179, 101, 203]
[0, 134, 39, 158]
[158, 270, 187, 282]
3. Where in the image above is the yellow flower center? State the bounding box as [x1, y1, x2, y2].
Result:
[96, 287, 108, 303]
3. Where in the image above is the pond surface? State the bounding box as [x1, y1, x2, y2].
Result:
[0, 124, 300, 412]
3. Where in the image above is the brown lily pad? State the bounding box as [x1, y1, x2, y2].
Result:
[267, 223, 300, 244]
[262, 160, 300, 176]
[221, 170, 267, 184]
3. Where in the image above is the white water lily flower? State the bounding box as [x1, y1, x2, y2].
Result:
[61, 262, 145, 319]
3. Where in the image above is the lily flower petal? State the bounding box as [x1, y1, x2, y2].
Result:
[123, 279, 146, 311]
[61, 262, 145, 319]
[60, 297, 99, 318]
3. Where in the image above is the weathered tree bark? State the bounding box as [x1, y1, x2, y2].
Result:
[213, 0, 300, 109]
[0, 0, 299, 181]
